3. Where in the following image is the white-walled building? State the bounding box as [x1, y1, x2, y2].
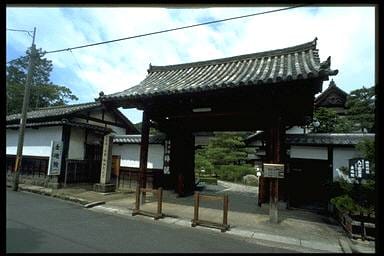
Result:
[6, 101, 139, 188]
[110, 134, 166, 191]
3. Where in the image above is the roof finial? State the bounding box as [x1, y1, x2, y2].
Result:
[313, 37, 318, 46]
[147, 63, 152, 73]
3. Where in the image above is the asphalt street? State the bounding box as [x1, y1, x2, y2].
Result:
[6, 189, 298, 253]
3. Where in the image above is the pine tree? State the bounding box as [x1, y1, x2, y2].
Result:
[6, 47, 78, 115]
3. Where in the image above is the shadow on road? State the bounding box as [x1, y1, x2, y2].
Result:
[160, 183, 337, 226]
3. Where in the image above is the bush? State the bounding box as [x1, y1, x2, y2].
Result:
[216, 164, 254, 183]
[331, 194, 360, 214]
[329, 179, 375, 215]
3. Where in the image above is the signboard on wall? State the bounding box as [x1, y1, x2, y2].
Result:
[263, 163, 285, 178]
[163, 140, 171, 174]
[349, 158, 370, 179]
[48, 141, 63, 175]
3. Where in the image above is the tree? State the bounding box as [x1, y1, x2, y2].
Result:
[345, 86, 375, 133]
[195, 132, 254, 182]
[329, 138, 375, 214]
[355, 138, 375, 174]
[6, 47, 78, 115]
[310, 107, 353, 133]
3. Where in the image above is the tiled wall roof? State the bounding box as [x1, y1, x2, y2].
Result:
[113, 134, 165, 144]
[6, 102, 101, 122]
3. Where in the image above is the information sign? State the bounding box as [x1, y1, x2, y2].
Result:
[349, 158, 370, 179]
[48, 141, 63, 175]
[263, 163, 284, 178]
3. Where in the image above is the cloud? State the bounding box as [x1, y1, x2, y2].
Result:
[6, 6, 375, 123]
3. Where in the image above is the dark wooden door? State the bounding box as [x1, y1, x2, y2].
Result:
[288, 158, 331, 211]
[85, 144, 102, 182]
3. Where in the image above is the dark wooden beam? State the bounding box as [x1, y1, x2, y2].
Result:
[73, 114, 126, 128]
[139, 111, 150, 189]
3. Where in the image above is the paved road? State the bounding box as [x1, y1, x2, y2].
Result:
[163, 181, 267, 215]
[6, 189, 298, 253]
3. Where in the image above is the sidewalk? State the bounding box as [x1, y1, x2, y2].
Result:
[12, 183, 375, 253]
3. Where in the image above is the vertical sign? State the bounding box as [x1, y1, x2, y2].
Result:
[163, 140, 171, 174]
[100, 135, 113, 184]
[349, 158, 370, 179]
[48, 141, 63, 175]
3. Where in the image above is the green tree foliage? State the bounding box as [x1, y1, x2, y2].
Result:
[356, 139, 375, 171]
[330, 138, 375, 214]
[345, 86, 375, 132]
[195, 132, 254, 182]
[6, 47, 78, 115]
[311, 107, 353, 133]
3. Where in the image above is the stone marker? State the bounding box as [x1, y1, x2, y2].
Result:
[94, 135, 115, 193]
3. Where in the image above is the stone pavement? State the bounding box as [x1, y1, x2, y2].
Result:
[11, 182, 375, 253]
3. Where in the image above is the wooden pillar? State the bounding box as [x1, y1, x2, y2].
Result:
[183, 132, 195, 195]
[170, 130, 195, 196]
[138, 111, 150, 201]
[269, 117, 284, 223]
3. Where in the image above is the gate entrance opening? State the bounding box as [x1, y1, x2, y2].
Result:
[100, 39, 337, 208]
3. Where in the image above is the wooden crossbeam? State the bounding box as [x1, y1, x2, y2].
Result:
[132, 186, 164, 220]
[191, 192, 230, 232]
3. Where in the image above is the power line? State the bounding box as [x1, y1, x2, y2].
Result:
[6, 28, 35, 64]
[45, 4, 309, 54]
[7, 28, 34, 38]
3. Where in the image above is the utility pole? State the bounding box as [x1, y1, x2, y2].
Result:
[12, 27, 37, 191]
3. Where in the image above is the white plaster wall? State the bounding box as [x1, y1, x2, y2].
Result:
[333, 147, 363, 180]
[112, 144, 164, 169]
[6, 126, 63, 157]
[290, 145, 328, 160]
[285, 126, 305, 134]
[68, 127, 85, 160]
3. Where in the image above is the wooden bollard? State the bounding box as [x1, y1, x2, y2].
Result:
[223, 194, 229, 227]
[156, 187, 163, 220]
[192, 192, 200, 227]
[133, 185, 140, 215]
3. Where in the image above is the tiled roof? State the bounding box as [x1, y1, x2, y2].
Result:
[113, 134, 165, 144]
[286, 133, 374, 145]
[6, 120, 113, 133]
[314, 79, 348, 107]
[102, 38, 338, 102]
[245, 132, 374, 145]
[6, 102, 101, 122]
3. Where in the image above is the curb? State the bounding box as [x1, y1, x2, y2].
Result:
[84, 201, 106, 208]
[92, 205, 343, 253]
[14, 186, 347, 253]
[18, 186, 93, 206]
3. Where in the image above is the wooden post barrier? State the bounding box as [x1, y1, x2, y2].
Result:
[191, 192, 230, 232]
[132, 186, 164, 220]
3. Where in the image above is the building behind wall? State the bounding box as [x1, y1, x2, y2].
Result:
[6, 101, 139, 188]
[111, 134, 166, 191]
[245, 79, 375, 211]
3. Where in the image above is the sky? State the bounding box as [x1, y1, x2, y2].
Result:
[6, 5, 376, 124]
